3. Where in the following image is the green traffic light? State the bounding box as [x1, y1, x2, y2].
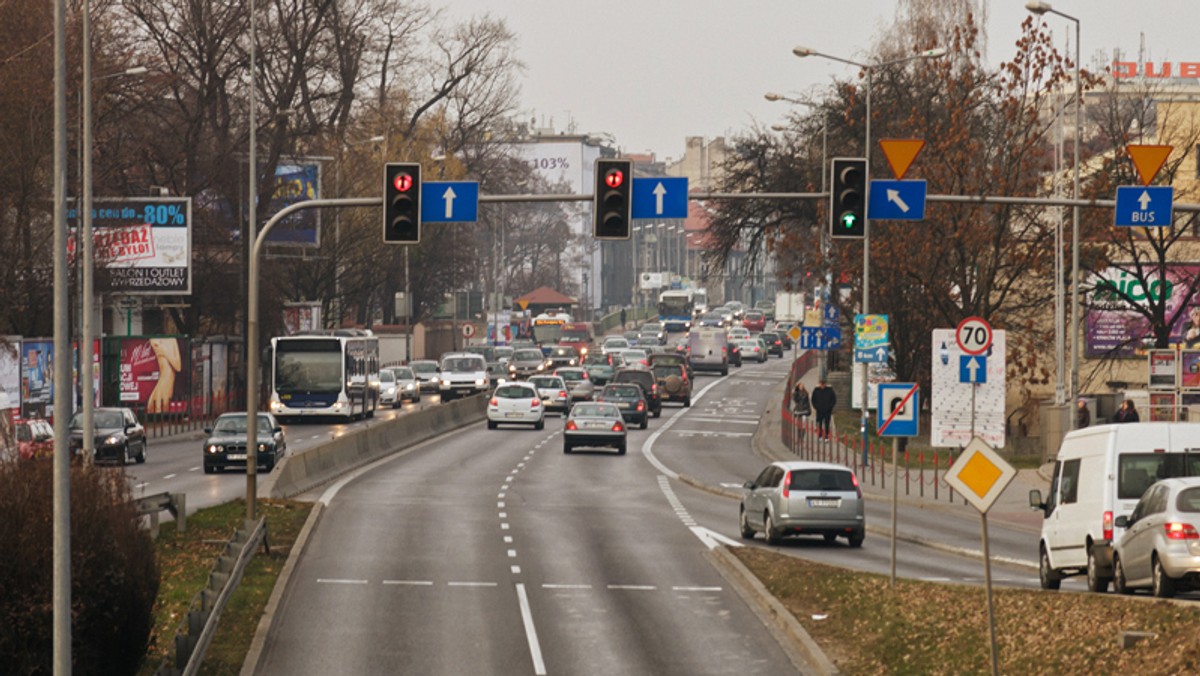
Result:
[841, 213, 858, 229]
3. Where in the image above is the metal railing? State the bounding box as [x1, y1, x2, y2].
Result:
[129, 388, 245, 440]
[135, 491, 186, 537]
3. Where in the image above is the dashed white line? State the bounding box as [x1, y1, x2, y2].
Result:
[498, 501, 506, 508]
[542, 584, 592, 590]
[317, 578, 368, 585]
[511, 565, 522, 575]
[504, 536, 513, 543]
[499, 512, 508, 519]
[134, 482, 149, 491]
[383, 580, 433, 586]
[163, 473, 177, 480]
[507, 549, 518, 558]
[501, 523, 510, 530]
[188, 466, 201, 472]
[447, 581, 497, 587]
[608, 585, 657, 591]
[673, 586, 723, 592]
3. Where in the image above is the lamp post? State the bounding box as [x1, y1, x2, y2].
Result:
[792, 45, 947, 462]
[1027, 0, 1082, 425]
[79, 62, 147, 468]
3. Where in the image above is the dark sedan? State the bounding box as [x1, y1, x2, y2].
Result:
[68, 407, 146, 465]
[595, 383, 649, 430]
[203, 412, 287, 473]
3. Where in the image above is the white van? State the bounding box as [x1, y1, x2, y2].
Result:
[687, 328, 728, 375]
[1030, 422, 1200, 592]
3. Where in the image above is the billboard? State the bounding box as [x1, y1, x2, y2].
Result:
[1086, 265, 1200, 357]
[0, 339, 19, 414]
[68, 197, 192, 295]
[119, 337, 190, 414]
[263, 161, 323, 246]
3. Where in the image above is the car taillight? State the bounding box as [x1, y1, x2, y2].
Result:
[531, 399, 540, 408]
[558, 390, 568, 399]
[1103, 511, 1114, 541]
[651, 383, 658, 393]
[782, 471, 791, 498]
[637, 401, 645, 411]
[1165, 522, 1200, 540]
[565, 420, 578, 431]
[489, 397, 498, 406]
[612, 422, 624, 432]
[851, 473, 862, 498]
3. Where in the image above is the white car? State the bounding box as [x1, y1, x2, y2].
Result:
[388, 366, 420, 404]
[486, 382, 546, 430]
[601, 337, 630, 355]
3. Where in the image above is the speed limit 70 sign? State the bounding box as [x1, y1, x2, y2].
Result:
[956, 316, 993, 355]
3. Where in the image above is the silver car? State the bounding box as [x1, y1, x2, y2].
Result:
[554, 367, 595, 401]
[388, 366, 420, 404]
[1113, 477, 1200, 597]
[739, 461, 865, 547]
[410, 360, 441, 393]
[528, 375, 572, 415]
[508, 348, 549, 379]
[563, 402, 627, 455]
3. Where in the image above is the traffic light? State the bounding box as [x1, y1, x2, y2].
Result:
[593, 158, 633, 240]
[830, 157, 867, 239]
[384, 163, 421, 243]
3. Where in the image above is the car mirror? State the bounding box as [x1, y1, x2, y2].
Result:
[1028, 489, 1044, 511]
[742, 480, 755, 490]
[274, 426, 283, 433]
[1115, 515, 1130, 528]
[203, 427, 212, 434]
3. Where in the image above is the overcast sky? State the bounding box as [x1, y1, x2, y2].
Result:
[439, 1, 1197, 162]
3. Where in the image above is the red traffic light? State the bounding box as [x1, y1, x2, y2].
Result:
[604, 169, 625, 189]
[392, 173, 414, 192]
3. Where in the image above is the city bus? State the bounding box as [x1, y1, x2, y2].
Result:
[658, 289, 696, 332]
[532, 310, 572, 347]
[268, 330, 380, 422]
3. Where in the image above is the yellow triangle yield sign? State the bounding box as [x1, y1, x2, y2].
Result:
[517, 299, 530, 311]
[879, 139, 925, 180]
[1127, 144, 1172, 186]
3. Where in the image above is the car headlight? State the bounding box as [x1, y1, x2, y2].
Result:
[206, 444, 222, 454]
[475, 378, 486, 386]
[441, 379, 452, 386]
[258, 443, 270, 452]
[509, 364, 517, 372]
[537, 364, 545, 371]
[103, 435, 123, 446]
[405, 383, 415, 391]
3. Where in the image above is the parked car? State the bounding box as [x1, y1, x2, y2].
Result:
[486, 381, 545, 430]
[1030, 422, 1200, 592]
[736, 338, 767, 363]
[595, 383, 649, 429]
[611, 368, 662, 417]
[69, 407, 146, 466]
[554, 367, 596, 401]
[546, 345, 581, 368]
[438, 352, 490, 401]
[1113, 477, 1200, 597]
[740, 461, 865, 547]
[387, 366, 421, 404]
[651, 361, 692, 407]
[563, 402, 627, 455]
[11, 418, 54, 460]
[528, 375, 572, 415]
[743, 311, 767, 333]
[759, 331, 785, 357]
[601, 337, 630, 355]
[410, 360, 441, 393]
[508, 348, 550, 379]
[203, 412, 286, 473]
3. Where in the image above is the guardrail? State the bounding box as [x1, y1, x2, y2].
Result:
[136, 491, 186, 537]
[155, 517, 267, 676]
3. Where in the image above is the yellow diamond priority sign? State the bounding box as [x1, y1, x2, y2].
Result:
[788, 325, 802, 343]
[944, 436, 1017, 513]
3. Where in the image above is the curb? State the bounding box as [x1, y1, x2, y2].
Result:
[240, 502, 325, 676]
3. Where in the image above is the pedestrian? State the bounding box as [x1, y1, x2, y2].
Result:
[1076, 398, 1091, 429]
[620, 307, 627, 331]
[811, 379, 836, 438]
[1113, 399, 1140, 424]
[792, 381, 811, 418]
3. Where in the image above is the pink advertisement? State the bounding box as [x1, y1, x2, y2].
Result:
[119, 337, 189, 414]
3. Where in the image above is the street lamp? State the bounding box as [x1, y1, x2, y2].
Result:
[79, 60, 148, 467]
[792, 45, 947, 463]
[1027, 0, 1082, 426]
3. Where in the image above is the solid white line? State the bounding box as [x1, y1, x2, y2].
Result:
[672, 586, 723, 592]
[681, 417, 760, 424]
[382, 580, 433, 586]
[607, 585, 657, 591]
[447, 581, 497, 587]
[317, 578, 368, 585]
[542, 584, 592, 590]
[673, 430, 754, 437]
[516, 583, 547, 676]
[162, 473, 177, 480]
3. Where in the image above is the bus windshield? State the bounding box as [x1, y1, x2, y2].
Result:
[275, 351, 342, 393]
[659, 295, 693, 317]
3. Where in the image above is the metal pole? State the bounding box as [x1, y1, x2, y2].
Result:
[982, 513, 1000, 676]
[246, 0, 258, 521]
[405, 248, 411, 362]
[1069, 17, 1082, 423]
[52, 0, 72, 669]
[890, 436, 899, 587]
[81, 0, 95, 468]
[860, 68, 872, 467]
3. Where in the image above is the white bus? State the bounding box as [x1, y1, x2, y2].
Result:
[658, 289, 696, 332]
[268, 331, 380, 422]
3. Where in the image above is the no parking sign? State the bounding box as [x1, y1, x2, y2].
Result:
[877, 383, 919, 437]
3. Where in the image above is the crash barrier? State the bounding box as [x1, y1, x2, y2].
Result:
[269, 394, 487, 499]
[136, 491, 187, 537]
[780, 355, 963, 507]
[155, 517, 267, 676]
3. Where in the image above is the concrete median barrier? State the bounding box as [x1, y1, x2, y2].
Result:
[269, 395, 486, 498]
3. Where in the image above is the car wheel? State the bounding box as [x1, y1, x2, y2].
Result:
[1113, 555, 1132, 595]
[1039, 544, 1062, 590]
[617, 443, 626, 455]
[848, 530, 865, 548]
[823, 532, 838, 543]
[739, 508, 755, 540]
[721, 367, 729, 376]
[534, 419, 545, 431]
[683, 397, 691, 408]
[763, 512, 780, 545]
[487, 420, 497, 430]
[563, 444, 572, 454]
[203, 464, 216, 474]
[653, 407, 661, 418]
[135, 442, 146, 464]
[1086, 545, 1111, 593]
[264, 454, 276, 472]
[640, 417, 648, 430]
[1152, 554, 1177, 598]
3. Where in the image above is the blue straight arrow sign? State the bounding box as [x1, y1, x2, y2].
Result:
[422, 181, 479, 223]
[959, 355, 987, 383]
[631, 177, 688, 219]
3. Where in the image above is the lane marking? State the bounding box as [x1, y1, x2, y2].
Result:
[134, 482, 149, 491]
[504, 536, 513, 543]
[499, 512, 508, 519]
[317, 578, 368, 585]
[682, 416, 759, 424]
[542, 584, 592, 590]
[447, 581, 498, 587]
[673, 430, 753, 437]
[640, 374, 728, 479]
[382, 580, 433, 586]
[511, 565, 521, 575]
[507, 550, 518, 558]
[501, 523, 510, 530]
[516, 583, 547, 676]
[163, 473, 177, 480]
[608, 585, 657, 591]
[672, 586, 723, 592]
[498, 502, 506, 508]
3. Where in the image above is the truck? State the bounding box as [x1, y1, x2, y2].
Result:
[774, 292, 806, 323]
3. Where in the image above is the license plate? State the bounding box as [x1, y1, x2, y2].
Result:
[808, 498, 839, 508]
[618, 403, 630, 409]
[506, 412, 525, 418]
[227, 454, 247, 460]
[584, 422, 608, 429]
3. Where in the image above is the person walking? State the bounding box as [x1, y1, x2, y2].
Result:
[1076, 398, 1091, 429]
[811, 379, 836, 439]
[792, 381, 811, 418]
[620, 307, 627, 331]
[1113, 399, 1139, 424]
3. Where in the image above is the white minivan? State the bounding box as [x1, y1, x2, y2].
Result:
[1030, 422, 1200, 592]
[687, 328, 729, 375]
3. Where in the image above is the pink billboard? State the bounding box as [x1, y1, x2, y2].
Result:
[119, 337, 189, 414]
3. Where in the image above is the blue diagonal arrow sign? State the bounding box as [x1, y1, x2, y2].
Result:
[422, 181, 479, 223]
[868, 179, 926, 220]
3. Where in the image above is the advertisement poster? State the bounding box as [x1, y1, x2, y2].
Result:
[68, 197, 192, 295]
[1182, 350, 1200, 390]
[72, 339, 102, 408]
[20, 340, 54, 419]
[283, 302, 322, 335]
[263, 162, 322, 246]
[1086, 265, 1200, 357]
[0, 339, 19, 414]
[1148, 350, 1178, 389]
[1149, 392, 1177, 422]
[119, 337, 190, 414]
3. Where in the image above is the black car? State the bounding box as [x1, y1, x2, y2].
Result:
[610, 368, 662, 417]
[546, 345, 581, 369]
[595, 383, 649, 430]
[728, 341, 743, 367]
[203, 412, 286, 473]
[68, 407, 146, 465]
[759, 331, 785, 357]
